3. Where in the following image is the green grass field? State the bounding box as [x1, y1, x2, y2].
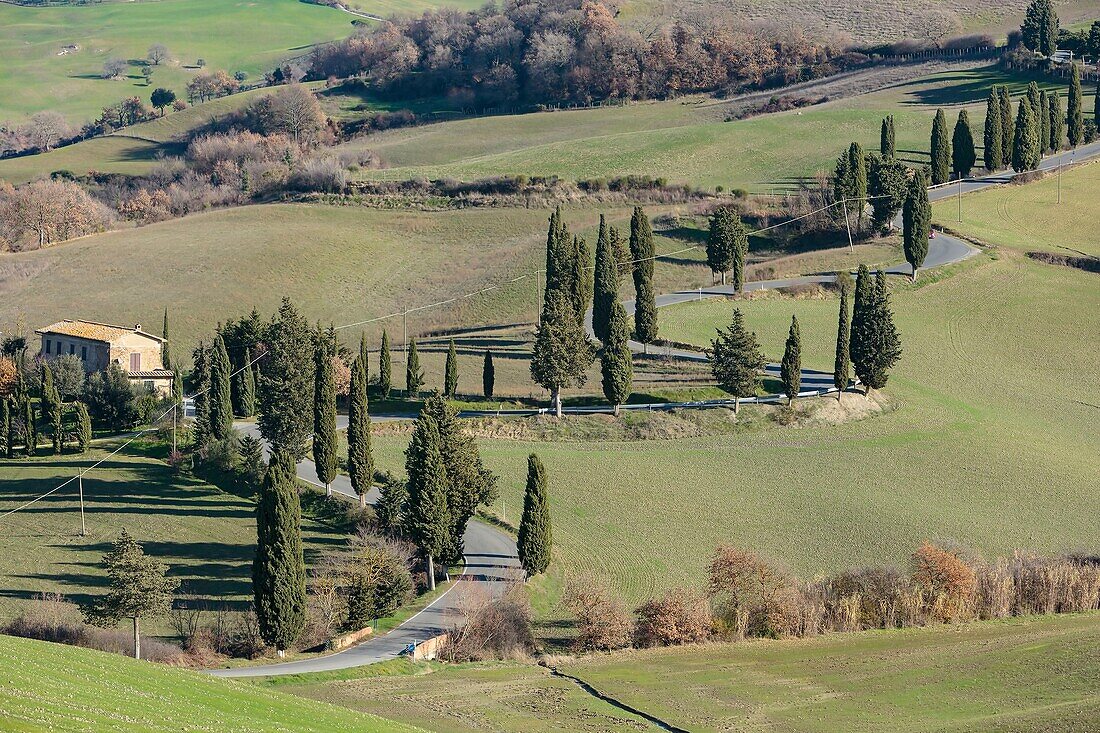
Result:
[0, 444, 342, 617]
[348, 65, 1097, 191]
[0, 634, 418, 732]
[0, 0, 353, 124]
[934, 159, 1100, 257]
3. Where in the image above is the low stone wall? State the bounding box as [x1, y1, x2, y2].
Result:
[327, 625, 373, 651]
[411, 633, 449, 661]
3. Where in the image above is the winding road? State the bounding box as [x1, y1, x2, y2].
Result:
[211, 141, 1100, 677]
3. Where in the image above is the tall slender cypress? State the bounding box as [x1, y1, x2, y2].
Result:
[1, 399, 9, 458]
[1050, 90, 1064, 151]
[930, 109, 952, 184]
[404, 413, 449, 591]
[600, 299, 633, 416]
[592, 214, 619, 343]
[1067, 63, 1084, 147]
[833, 278, 851, 402]
[570, 234, 592, 326]
[346, 354, 373, 508]
[1012, 98, 1041, 172]
[253, 450, 307, 655]
[517, 454, 552, 578]
[312, 334, 338, 494]
[191, 341, 211, 448]
[482, 350, 495, 399]
[902, 169, 931, 281]
[998, 86, 1014, 165]
[952, 110, 976, 178]
[25, 400, 36, 457]
[379, 330, 392, 400]
[405, 336, 423, 397]
[984, 88, 1003, 170]
[257, 298, 315, 460]
[209, 333, 233, 440]
[880, 115, 896, 157]
[1039, 90, 1051, 154]
[629, 207, 658, 347]
[235, 347, 256, 417]
[444, 339, 458, 398]
[74, 401, 91, 454]
[161, 307, 170, 370]
[780, 316, 802, 405]
[707, 207, 747, 287]
[1094, 80, 1099, 129]
[852, 270, 902, 392]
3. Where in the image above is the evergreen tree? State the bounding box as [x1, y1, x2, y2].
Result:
[82, 530, 178, 660]
[930, 109, 952, 184]
[570, 234, 592, 325]
[404, 413, 449, 591]
[405, 336, 423, 397]
[706, 207, 747, 287]
[379, 330, 392, 400]
[867, 152, 909, 231]
[1, 399, 9, 458]
[171, 365, 183, 407]
[543, 207, 569, 296]
[41, 364, 63, 454]
[359, 332, 369, 383]
[312, 333, 338, 495]
[375, 474, 408, 536]
[1021, 0, 1059, 56]
[1012, 98, 1041, 172]
[258, 298, 315, 460]
[161, 307, 171, 369]
[952, 110, 977, 178]
[482, 349, 495, 399]
[880, 115, 896, 157]
[530, 288, 596, 417]
[1026, 81, 1042, 121]
[847, 142, 868, 233]
[50, 399, 63, 455]
[235, 347, 256, 417]
[347, 354, 373, 508]
[1067, 63, 1084, 147]
[1039, 89, 1051, 154]
[191, 341, 211, 447]
[209, 333, 233, 441]
[998, 86, 1014, 165]
[1095, 80, 1099, 130]
[74, 401, 91, 453]
[253, 450, 307, 655]
[444, 339, 458, 398]
[833, 275, 852, 401]
[592, 214, 619, 342]
[517, 454, 552, 578]
[628, 206, 658, 346]
[780, 316, 802, 405]
[902, 169, 931, 281]
[600, 299, 633, 415]
[610, 224, 630, 278]
[1050, 89, 1064, 151]
[24, 399, 36, 457]
[40, 362, 59, 415]
[984, 88, 1003, 170]
[851, 270, 902, 392]
[709, 308, 767, 414]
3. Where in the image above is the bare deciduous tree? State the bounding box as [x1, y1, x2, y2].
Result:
[147, 43, 170, 66]
[26, 111, 72, 151]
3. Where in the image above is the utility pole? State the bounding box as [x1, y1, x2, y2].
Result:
[957, 177, 963, 222]
[402, 307, 408, 364]
[535, 269, 542, 325]
[78, 474, 86, 536]
[171, 403, 177, 455]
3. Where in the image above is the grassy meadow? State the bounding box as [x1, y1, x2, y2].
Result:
[0, 0, 352, 124]
[278, 613, 1100, 733]
[0, 634, 418, 733]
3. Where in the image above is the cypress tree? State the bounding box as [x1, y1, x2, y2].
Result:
[444, 339, 458, 398]
[867, 152, 908, 231]
[930, 109, 952, 184]
[161, 307, 170, 370]
[405, 336, 423, 397]
[375, 474, 408, 536]
[359, 332, 368, 383]
[610, 224, 629, 278]
[880, 115, 896, 157]
[235, 348, 256, 417]
[1026, 82, 1042, 121]
[833, 276, 852, 401]
[257, 298, 315, 460]
[253, 450, 307, 655]
[1012, 98, 1041, 172]
[709, 308, 766, 414]
[851, 271, 902, 392]
[592, 214, 619, 343]
[25, 399, 36, 457]
[570, 234, 592, 325]
[600, 299, 633, 415]
[998, 86, 1014, 165]
[74, 401, 91, 453]
[404, 413, 449, 591]
[952, 110, 977, 178]
[707, 207, 746, 287]
[544, 207, 570, 296]
[984, 88, 1003, 170]
[1094, 80, 1099, 130]
[346, 354, 373, 508]
[847, 142, 868, 234]
[209, 333, 233, 440]
[379, 330, 392, 400]
[517, 454, 552, 578]
[1022, 0, 1059, 56]
[47, 370, 63, 455]
[1067, 63, 1084, 147]
[1050, 90, 1064, 151]
[482, 349, 495, 399]
[1039, 89, 1051, 154]
[312, 333, 338, 495]
[902, 169, 931, 281]
[780, 315, 802, 405]
[629, 206, 658, 347]
[191, 341, 211, 448]
[530, 288, 596, 417]
[1, 399, 9, 458]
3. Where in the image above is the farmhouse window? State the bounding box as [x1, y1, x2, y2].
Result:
[69, 344, 75, 355]
[130, 353, 141, 372]
[81, 346, 87, 360]
[45, 340, 51, 354]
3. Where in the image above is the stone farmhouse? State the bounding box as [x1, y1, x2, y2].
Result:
[35, 319, 174, 397]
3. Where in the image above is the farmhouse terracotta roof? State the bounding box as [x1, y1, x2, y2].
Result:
[35, 319, 164, 344]
[128, 370, 174, 379]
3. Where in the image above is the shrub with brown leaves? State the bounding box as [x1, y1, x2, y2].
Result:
[562, 576, 634, 652]
[634, 587, 712, 647]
